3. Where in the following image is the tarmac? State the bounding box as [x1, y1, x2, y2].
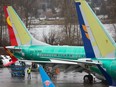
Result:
[0, 68, 108, 87]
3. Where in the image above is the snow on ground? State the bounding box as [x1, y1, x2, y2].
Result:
[29, 25, 63, 41]
[29, 24, 116, 41]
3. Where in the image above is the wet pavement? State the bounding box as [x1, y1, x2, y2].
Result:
[0, 68, 108, 87]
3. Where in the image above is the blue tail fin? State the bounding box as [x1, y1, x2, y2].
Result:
[75, 0, 116, 58]
[38, 65, 55, 87]
[75, 2, 95, 58]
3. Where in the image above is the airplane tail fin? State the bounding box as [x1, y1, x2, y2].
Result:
[3, 46, 18, 66]
[38, 65, 55, 87]
[4, 6, 49, 46]
[75, 0, 116, 58]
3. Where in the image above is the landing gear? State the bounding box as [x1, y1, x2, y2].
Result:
[101, 80, 107, 84]
[83, 74, 93, 84]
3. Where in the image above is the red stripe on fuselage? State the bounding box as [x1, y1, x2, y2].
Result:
[4, 6, 18, 46]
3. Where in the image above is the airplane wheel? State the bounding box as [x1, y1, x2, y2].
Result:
[83, 75, 93, 84]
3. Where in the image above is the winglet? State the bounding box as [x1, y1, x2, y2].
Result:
[38, 65, 55, 87]
[3, 46, 18, 66]
[4, 6, 18, 46]
[75, 1, 95, 58]
[4, 6, 50, 46]
[75, 0, 116, 58]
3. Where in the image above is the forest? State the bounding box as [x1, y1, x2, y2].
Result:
[0, 0, 116, 46]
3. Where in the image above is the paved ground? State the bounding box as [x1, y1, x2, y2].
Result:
[0, 68, 108, 87]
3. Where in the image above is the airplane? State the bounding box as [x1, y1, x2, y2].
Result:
[0, 55, 13, 67]
[38, 65, 55, 87]
[1, 55, 11, 66]
[74, 0, 116, 86]
[3, 1, 116, 86]
[3, 6, 86, 73]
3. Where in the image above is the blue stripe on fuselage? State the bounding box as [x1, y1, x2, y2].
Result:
[75, 2, 95, 58]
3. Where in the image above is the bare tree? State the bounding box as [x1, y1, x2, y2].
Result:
[43, 29, 63, 45]
[58, 0, 82, 46]
[42, 0, 82, 46]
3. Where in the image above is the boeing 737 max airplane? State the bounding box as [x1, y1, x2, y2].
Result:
[3, 6, 86, 73]
[75, 0, 116, 86]
[3, 1, 116, 86]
